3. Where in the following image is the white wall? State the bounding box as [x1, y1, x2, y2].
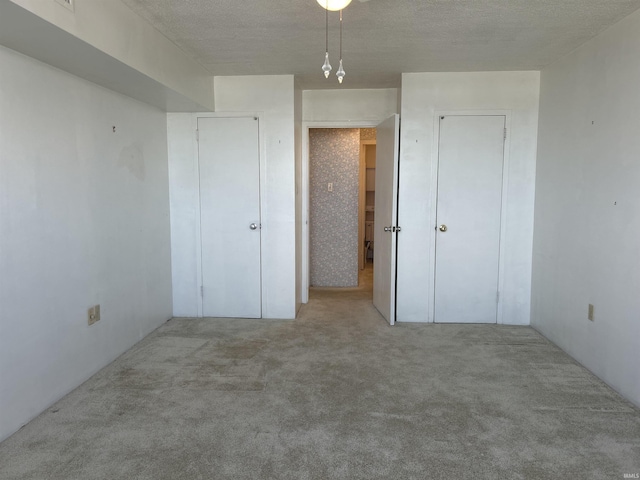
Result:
[532, 10, 640, 407]
[168, 76, 297, 319]
[167, 113, 200, 317]
[0, 46, 173, 442]
[7, 0, 213, 110]
[399, 72, 540, 324]
[303, 88, 398, 123]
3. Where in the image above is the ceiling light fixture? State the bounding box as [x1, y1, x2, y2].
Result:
[319, 0, 350, 84]
[336, 9, 345, 84]
[321, 1, 332, 78]
[316, 0, 352, 11]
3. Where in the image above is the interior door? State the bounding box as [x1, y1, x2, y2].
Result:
[434, 115, 506, 323]
[373, 114, 400, 325]
[198, 116, 261, 318]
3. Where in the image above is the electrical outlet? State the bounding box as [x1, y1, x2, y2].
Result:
[588, 304, 594, 322]
[88, 305, 101, 326]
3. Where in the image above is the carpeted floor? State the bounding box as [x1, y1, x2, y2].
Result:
[1, 266, 639, 479]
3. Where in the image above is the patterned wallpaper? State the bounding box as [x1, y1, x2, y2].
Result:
[309, 128, 360, 287]
[360, 128, 377, 141]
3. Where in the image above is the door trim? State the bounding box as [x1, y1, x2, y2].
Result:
[359, 139, 376, 271]
[428, 111, 512, 324]
[301, 121, 378, 304]
[193, 112, 266, 317]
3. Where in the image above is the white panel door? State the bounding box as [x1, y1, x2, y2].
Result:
[373, 114, 400, 325]
[198, 117, 261, 318]
[435, 115, 505, 323]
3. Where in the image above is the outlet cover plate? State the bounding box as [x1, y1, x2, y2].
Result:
[88, 305, 101, 326]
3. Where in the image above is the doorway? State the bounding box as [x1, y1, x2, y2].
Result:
[302, 115, 401, 326]
[308, 128, 376, 288]
[360, 141, 377, 271]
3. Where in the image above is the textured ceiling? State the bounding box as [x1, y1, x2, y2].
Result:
[121, 0, 640, 89]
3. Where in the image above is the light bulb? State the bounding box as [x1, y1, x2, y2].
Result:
[322, 52, 332, 78]
[336, 59, 345, 84]
[316, 0, 352, 11]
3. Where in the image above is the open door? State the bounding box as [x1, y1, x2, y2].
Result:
[373, 114, 400, 325]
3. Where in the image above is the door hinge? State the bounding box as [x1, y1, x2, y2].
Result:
[200, 286, 204, 298]
[503, 128, 507, 140]
[196, 129, 199, 142]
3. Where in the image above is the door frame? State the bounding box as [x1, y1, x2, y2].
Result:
[301, 121, 378, 303]
[359, 139, 376, 271]
[193, 111, 267, 317]
[428, 110, 512, 324]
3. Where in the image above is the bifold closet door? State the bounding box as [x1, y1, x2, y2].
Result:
[198, 116, 261, 318]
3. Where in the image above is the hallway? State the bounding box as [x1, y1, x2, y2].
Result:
[0, 277, 638, 479]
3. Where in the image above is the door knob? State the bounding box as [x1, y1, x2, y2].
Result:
[384, 226, 391, 232]
[250, 223, 258, 230]
[438, 224, 448, 232]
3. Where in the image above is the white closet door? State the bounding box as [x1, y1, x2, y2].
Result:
[434, 115, 505, 323]
[198, 117, 261, 318]
[373, 114, 400, 325]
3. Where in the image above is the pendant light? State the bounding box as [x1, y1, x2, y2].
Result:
[321, 1, 332, 78]
[336, 9, 346, 83]
[318, 0, 351, 84]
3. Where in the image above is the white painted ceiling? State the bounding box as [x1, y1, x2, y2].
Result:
[121, 0, 640, 89]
